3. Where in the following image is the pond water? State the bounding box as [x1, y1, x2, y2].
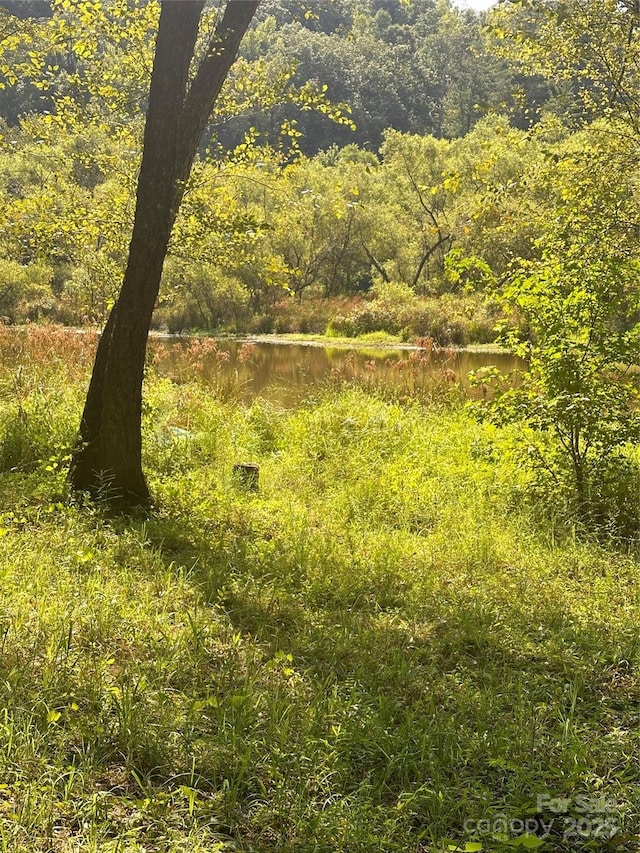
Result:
[148, 336, 523, 406]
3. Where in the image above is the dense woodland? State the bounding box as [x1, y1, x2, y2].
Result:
[0, 0, 636, 344]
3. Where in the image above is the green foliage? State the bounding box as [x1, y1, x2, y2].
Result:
[369, 277, 416, 309]
[250, 0, 522, 151]
[0, 327, 91, 471]
[3, 0, 640, 369]
[0, 7, 593, 338]
[444, 248, 495, 293]
[158, 259, 251, 334]
[0, 258, 52, 320]
[489, 0, 640, 135]
[0, 4, 637, 842]
[0, 338, 636, 849]
[0, 392, 75, 473]
[479, 223, 640, 535]
[328, 292, 499, 345]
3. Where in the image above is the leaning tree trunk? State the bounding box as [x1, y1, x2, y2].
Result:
[70, 0, 259, 505]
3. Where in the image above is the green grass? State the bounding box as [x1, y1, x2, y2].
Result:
[0, 331, 636, 851]
[244, 331, 406, 348]
[242, 332, 507, 354]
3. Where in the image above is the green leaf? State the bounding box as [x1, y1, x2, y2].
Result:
[516, 835, 545, 849]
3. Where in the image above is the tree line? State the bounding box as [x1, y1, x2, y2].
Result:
[0, 1, 636, 341]
[0, 109, 637, 344]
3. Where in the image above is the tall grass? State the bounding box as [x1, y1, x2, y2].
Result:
[0, 328, 635, 851]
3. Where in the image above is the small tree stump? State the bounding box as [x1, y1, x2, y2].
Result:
[233, 463, 259, 491]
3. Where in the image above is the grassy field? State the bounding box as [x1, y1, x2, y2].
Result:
[0, 327, 636, 852]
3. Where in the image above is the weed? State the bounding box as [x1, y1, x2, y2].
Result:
[0, 331, 635, 851]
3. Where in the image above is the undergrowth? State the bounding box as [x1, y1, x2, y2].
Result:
[0, 327, 636, 852]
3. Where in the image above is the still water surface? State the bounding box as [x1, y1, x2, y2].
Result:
[149, 337, 523, 406]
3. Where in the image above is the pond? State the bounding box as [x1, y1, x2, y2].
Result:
[148, 336, 523, 406]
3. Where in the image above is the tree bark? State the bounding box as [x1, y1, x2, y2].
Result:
[70, 0, 259, 505]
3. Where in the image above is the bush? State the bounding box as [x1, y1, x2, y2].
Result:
[327, 293, 500, 344]
[156, 262, 251, 333]
[55, 259, 122, 325]
[518, 448, 640, 545]
[248, 313, 276, 334]
[480, 233, 640, 537]
[399, 302, 467, 344]
[368, 278, 416, 308]
[0, 258, 53, 322]
[270, 296, 360, 335]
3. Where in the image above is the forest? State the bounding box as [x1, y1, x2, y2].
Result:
[0, 0, 621, 339]
[0, 1, 637, 851]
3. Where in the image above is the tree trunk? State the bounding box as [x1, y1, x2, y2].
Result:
[70, 0, 259, 505]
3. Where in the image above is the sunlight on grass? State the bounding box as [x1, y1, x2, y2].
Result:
[0, 328, 635, 851]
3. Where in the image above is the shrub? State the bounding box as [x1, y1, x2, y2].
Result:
[248, 313, 276, 334]
[55, 259, 122, 325]
[327, 293, 500, 344]
[479, 236, 640, 536]
[0, 391, 78, 473]
[0, 258, 53, 322]
[156, 262, 251, 333]
[368, 278, 416, 308]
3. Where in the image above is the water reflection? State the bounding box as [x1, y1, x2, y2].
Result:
[148, 337, 523, 406]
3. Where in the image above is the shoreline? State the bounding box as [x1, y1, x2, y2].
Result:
[4, 324, 509, 355]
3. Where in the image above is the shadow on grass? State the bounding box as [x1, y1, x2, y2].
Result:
[0, 470, 634, 852]
[135, 505, 639, 852]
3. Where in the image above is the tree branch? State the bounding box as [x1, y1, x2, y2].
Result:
[172, 0, 260, 213]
